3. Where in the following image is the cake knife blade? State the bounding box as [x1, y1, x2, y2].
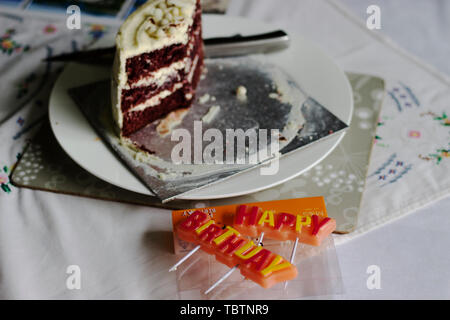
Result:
[43, 30, 290, 64]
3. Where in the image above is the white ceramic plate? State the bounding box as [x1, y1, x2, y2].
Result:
[49, 15, 353, 200]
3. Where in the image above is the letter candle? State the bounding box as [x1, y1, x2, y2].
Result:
[219, 205, 336, 292]
[169, 210, 265, 273]
[233, 204, 335, 268]
[204, 228, 265, 295]
[172, 210, 297, 292]
[233, 205, 336, 246]
[170, 200, 336, 294]
[169, 209, 212, 272]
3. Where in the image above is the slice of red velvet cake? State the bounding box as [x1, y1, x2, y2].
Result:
[112, 0, 204, 137]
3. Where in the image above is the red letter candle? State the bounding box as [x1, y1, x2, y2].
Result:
[176, 211, 298, 289]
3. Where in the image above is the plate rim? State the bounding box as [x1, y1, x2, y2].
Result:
[49, 14, 353, 200]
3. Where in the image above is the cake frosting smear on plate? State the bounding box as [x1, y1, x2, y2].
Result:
[112, 0, 204, 137]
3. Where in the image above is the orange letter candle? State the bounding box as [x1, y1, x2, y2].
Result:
[233, 205, 336, 246]
[176, 211, 298, 288]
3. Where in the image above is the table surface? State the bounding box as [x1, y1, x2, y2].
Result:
[0, 0, 449, 299]
[315, 0, 450, 299]
[316, 0, 450, 299]
[322, 0, 450, 299]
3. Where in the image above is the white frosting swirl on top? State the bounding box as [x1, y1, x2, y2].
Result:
[116, 0, 196, 60]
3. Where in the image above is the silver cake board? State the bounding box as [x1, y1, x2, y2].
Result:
[69, 57, 348, 202]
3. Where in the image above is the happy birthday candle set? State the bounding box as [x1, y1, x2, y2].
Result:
[171, 197, 336, 294]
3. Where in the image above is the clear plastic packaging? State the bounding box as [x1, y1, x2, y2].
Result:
[174, 235, 343, 300]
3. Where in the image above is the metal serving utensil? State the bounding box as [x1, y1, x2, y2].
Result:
[43, 30, 290, 64]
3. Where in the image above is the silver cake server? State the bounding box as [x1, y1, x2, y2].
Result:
[43, 30, 290, 64]
[204, 30, 290, 58]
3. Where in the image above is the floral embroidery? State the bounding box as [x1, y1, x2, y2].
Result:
[370, 153, 397, 177]
[399, 82, 420, 107]
[419, 148, 450, 165]
[83, 24, 109, 48]
[1, 29, 30, 55]
[433, 112, 449, 127]
[388, 83, 421, 112]
[13, 114, 46, 140]
[382, 164, 412, 186]
[88, 24, 107, 40]
[43, 24, 57, 34]
[408, 130, 421, 138]
[387, 91, 402, 112]
[417, 112, 450, 164]
[369, 154, 413, 187]
[17, 117, 25, 127]
[16, 73, 37, 99]
[421, 111, 450, 127]
[373, 116, 391, 148]
[0, 166, 12, 194]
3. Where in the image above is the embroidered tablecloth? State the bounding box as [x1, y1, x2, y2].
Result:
[0, 0, 449, 299]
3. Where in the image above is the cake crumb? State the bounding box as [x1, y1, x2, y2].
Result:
[269, 92, 280, 100]
[202, 105, 221, 123]
[157, 108, 189, 136]
[199, 93, 210, 104]
[236, 85, 247, 101]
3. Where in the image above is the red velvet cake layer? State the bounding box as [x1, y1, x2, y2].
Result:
[122, 89, 186, 137]
[121, 27, 203, 113]
[122, 46, 203, 137]
[121, 69, 184, 113]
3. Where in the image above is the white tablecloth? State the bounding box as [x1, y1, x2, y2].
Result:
[0, 0, 449, 299]
[319, 0, 450, 299]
